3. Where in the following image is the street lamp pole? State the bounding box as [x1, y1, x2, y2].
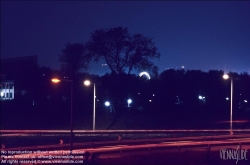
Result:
[70, 80, 73, 151]
[93, 83, 96, 131]
[223, 74, 233, 135]
[83, 80, 96, 131]
[51, 78, 74, 152]
[230, 77, 233, 135]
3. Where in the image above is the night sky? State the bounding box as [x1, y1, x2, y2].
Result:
[1, 1, 250, 75]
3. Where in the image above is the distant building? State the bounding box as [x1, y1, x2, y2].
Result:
[0, 81, 14, 100]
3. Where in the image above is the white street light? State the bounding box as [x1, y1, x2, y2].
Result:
[223, 74, 233, 135]
[84, 80, 96, 131]
[83, 80, 91, 86]
[105, 101, 110, 107]
[223, 74, 229, 80]
[127, 99, 132, 107]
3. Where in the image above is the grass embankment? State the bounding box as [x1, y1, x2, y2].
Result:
[3, 107, 248, 130]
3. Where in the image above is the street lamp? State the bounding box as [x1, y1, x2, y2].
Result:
[84, 80, 96, 131]
[127, 99, 132, 107]
[105, 101, 110, 107]
[51, 78, 74, 151]
[223, 74, 233, 135]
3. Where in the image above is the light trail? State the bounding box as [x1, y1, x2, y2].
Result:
[2, 134, 250, 152]
[2, 136, 250, 165]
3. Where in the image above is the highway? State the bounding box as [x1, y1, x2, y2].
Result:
[1, 130, 250, 164]
[2, 134, 250, 151]
[1, 134, 250, 164]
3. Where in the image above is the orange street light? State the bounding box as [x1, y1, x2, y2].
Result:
[51, 78, 61, 83]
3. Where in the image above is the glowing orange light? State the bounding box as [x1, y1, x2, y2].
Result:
[51, 78, 61, 83]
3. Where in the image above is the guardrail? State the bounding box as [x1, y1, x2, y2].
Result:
[1, 129, 250, 134]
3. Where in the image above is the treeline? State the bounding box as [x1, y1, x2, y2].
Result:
[5, 67, 250, 115]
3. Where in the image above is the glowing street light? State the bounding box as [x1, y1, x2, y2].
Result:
[198, 95, 206, 103]
[105, 101, 110, 107]
[83, 80, 96, 131]
[51, 78, 74, 152]
[83, 80, 91, 86]
[223, 74, 233, 135]
[223, 74, 229, 80]
[127, 99, 132, 107]
[51, 78, 61, 83]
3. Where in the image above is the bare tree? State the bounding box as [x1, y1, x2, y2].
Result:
[86, 27, 160, 75]
[127, 33, 160, 75]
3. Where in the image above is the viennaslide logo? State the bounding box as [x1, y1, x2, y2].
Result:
[220, 145, 248, 164]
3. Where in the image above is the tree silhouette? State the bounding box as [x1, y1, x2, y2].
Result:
[59, 42, 91, 80]
[127, 33, 160, 75]
[86, 27, 160, 75]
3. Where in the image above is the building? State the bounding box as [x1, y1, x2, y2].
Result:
[0, 81, 14, 100]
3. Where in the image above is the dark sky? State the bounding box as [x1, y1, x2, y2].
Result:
[1, 1, 250, 75]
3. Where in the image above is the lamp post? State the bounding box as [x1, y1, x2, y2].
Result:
[51, 78, 74, 151]
[223, 74, 233, 135]
[127, 99, 132, 107]
[84, 80, 96, 131]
